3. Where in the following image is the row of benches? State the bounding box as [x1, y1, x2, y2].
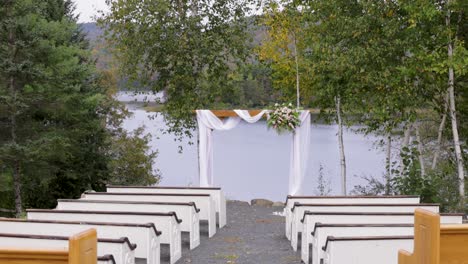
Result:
[0, 185, 227, 264]
[283, 195, 468, 264]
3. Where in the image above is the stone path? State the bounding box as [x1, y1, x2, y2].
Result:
[175, 200, 302, 264]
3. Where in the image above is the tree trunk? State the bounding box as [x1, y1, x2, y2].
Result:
[385, 134, 392, 194]
[446, 7, 465, 200]
[335, 96, 346, 195]
[399, 124, 412, 176]
[7, 3, 23, 218]
[293, 35, 300, 108]
[415, 123, 426, 178]
[431, 93, 449, 170]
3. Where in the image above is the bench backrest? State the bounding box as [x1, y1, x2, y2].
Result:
[0, 218, 159, 262]
[292, 203, 439, 213]
[313, 224, 413, 264]
[57, 199, 197, 232]
[324, 236, 414, 264]
[27, 209, 179, 244]
[0, 229, 97, 264]
[302, 212, 464, 226]
[286, 195, 421, 210]
[106, 185, 223, 212]
[82, 192, 213, 220]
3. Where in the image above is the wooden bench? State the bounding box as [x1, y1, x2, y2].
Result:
[57, 198, 199, 250]
[300, 212, 464, 263]
[290, 203, 438, 251]
[107, 185, 227, 228]
[309, 224, 414, 264]
[322, 236, 414, 264]
[0, 232, 135, 264]
[27, 209, 181, 264]
[0, 229, 97, 264]
[399, 209, 468, 264]
[0, 218, 160, 264]
[284, 195, 420, 240]
[83, 191, 217, 238]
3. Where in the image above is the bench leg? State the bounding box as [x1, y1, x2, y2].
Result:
[286, 210, 291, 240]
[291, 217, 298, 251]
[219, 195, 227, 228]
[190, 214, 201, 250]
[302, 235, 311, 264]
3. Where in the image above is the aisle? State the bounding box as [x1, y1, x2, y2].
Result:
[176, 200, 302, 264]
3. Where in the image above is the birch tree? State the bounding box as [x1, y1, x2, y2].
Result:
[445, 1, 465, 200]
[258, 0, 310, 107]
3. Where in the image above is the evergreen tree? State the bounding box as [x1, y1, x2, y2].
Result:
[0, 0, 160, 215]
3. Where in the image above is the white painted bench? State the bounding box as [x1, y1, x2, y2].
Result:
[107, 185, 226, 228]
[290, 203, 438, 250]
[82, 191, 216, 238]
[0, 218, 160, 264]
[309, 224, 414, 264]
[99, 255, 116, 264]
[0, 233, 136, 264]
[322, 236, 414, 264]
[284, 195, 420, 240]
[300, 212, 464, 264]
[27, 209, 182, 264]
[56, 199, 200, 250]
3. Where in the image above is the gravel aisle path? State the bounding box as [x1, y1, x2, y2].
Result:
[176, 200, 302, 264]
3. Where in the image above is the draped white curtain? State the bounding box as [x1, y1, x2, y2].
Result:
[196, 109, 310, 195]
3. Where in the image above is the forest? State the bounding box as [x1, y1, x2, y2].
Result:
[0, 0, 467, 216]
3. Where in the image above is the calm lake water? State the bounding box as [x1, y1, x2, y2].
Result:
[120, 94, 387, 202]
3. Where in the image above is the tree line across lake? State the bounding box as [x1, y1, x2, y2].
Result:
[1, 0, 467, 215]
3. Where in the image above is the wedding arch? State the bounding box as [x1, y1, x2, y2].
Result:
[196, 109, 311, 196]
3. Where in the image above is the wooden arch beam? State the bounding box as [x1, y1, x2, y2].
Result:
[199, 109, 320, 118]
[203, 110, 266, 118]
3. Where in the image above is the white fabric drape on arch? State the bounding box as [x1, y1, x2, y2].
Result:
[196, 109, 311, 195]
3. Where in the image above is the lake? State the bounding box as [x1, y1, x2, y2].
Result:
[120, 98, 387, 202]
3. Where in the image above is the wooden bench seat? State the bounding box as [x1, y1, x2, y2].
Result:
[290, 203, 439, 250]
[107, 185, 227, 228]
[300, 212, 464, 263]
[82, 191, 217, 238]
[57, 198, 199, 250]
[27, 209, 181, 264]
[0, 218, 160, 264]
[309, 224, 414, 264]
[0, 229, 97, 264]
[284, 195, 420, 240]
[399, 209, 468, 264]
[0, 232, 135, 264]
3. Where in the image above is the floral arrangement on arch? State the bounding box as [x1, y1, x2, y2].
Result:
[267, 103, 301, 134]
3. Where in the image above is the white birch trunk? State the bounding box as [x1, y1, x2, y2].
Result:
[431, 93, 449, 170]
[386, 135, 392, 194]
[335, 96, 346, 195]
[293, 35, 300, 108]
[446, 7, 465, 199]
[399, 124, 412, 176]
[415, 123, 426, 178]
